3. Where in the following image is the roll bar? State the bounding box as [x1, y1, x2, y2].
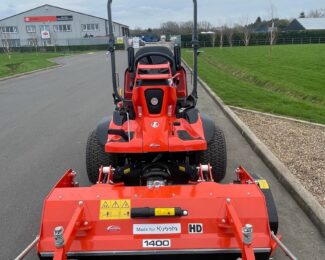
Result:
[107, 0, 199, 106]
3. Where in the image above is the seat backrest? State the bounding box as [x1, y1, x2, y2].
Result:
[134, 46, 176, 74]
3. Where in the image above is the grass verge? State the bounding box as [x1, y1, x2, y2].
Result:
[0, 52, 65, 78]
[183, 44, 325, 124]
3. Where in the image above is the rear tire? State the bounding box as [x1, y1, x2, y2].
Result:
[86, 130, 116, 184]
[200, 126, 227, 182]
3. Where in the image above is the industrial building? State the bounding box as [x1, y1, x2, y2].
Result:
[0, 4, 129, 47]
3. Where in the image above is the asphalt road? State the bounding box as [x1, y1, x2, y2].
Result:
[0, 51, 324, 260]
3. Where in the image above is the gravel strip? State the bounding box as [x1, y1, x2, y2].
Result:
[233, 108, 325, 207]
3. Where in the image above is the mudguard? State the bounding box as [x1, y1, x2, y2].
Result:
[96, 117, 111, 146]
[201, 113, 216, 143]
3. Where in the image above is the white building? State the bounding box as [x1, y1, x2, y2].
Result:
[0, 4, 129, 47]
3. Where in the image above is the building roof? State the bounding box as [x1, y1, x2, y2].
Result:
[296, 18, 325, 30]
[0, 4, 129, 28]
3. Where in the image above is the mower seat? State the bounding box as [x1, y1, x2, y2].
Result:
[134, 46, 177, 75]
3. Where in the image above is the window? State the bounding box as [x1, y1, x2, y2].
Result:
[53, 24, 72, 32]
[1, 39, 20, 47]
[27, 38, 38, 46]
[0, 26, 18, 33]
[39, 25, 49, 32]
[122, 27, 129, 36]
[26, 25, 36, 33]
[81, 24, 99, 31]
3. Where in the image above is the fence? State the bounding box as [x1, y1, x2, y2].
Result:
[182, 37, 325, 48]
[0, 36, 126, 53]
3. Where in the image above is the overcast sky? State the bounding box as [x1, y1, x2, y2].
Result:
[0, 0, 324, 28]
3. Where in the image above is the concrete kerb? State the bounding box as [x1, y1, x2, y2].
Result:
[230, 106, 325, 128]
[182, 59, 325, 237]
[0, 64, 63, 82]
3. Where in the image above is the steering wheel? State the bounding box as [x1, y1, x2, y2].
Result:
[135, 52, 176, 75]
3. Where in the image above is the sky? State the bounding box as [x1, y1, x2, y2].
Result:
[0, 0, 324, 28]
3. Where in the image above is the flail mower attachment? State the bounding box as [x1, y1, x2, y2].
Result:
[32, 166, 296, 260]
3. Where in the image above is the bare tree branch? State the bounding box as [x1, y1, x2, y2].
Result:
[0, 24, 12, 61]
[269, 2, 278, 46]
[238, 16, 252, 46]
[225, 25, 234, 47]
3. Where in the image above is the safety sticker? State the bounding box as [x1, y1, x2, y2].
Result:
[256, 180, 270, 189]
[99, 199, 131, 220]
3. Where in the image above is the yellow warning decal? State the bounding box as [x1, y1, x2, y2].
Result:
[257, 180, 270, 189]
[155, 208, 175, 217]
[99, 200, 131, 220]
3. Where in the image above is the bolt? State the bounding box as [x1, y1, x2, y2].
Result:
[78, 200, 84, 206]
[83, 221, 89, 226]
[172, 193, 176, 197]
[54, 226, 64, 248]
[221, 219, 226, 224]
[96, 195, 100, 199]
[242, 224, 253, 245]
[183, 210, 188, 216]
[226, 198, 231, 203]
[58, 195, 62, 200]
[209, 192, 213, 196]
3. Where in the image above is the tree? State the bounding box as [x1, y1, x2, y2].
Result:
[0, 25, 12, 61]
[269, 2, 278, 46]
[179, 21, 193, 34]
[225, 26, 234, 47]
[239, 16, 252, 46]
[130, 27, 145, 37]
[255, 17, 262, 24]
[198, 21, 212, 32]
[50, 27, 58, 53]
[160, 21, 180, 35]
[307, 9, 325, 18]
[218, 25, 226, 48]
[29, 32, 39, 55]
[299, 12, 305, 18]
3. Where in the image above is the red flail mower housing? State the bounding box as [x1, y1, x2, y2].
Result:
[21, 1, 297, 260]
[37, 167, 283, 260]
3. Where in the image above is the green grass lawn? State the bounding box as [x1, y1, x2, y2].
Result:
[183, 44, 325, 124]
[0, 52, 65, 78]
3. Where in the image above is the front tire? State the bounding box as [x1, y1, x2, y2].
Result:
[86, 130, 116, 184]
[200, 126, 227, 182]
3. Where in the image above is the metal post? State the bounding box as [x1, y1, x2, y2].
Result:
[191, 0, 198, 103]
[271, 232, 298, 260]
[107, 0, 121, 104]
[14, 236, 39, 260]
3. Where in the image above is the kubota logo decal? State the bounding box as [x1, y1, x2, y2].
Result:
[151, 121, 159, 128]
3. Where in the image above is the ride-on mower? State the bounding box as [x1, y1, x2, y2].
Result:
[16, 1, 298, 260]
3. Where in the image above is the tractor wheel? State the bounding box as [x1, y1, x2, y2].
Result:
[200, 126, 227, 182]
[86, 130, 117, 184]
